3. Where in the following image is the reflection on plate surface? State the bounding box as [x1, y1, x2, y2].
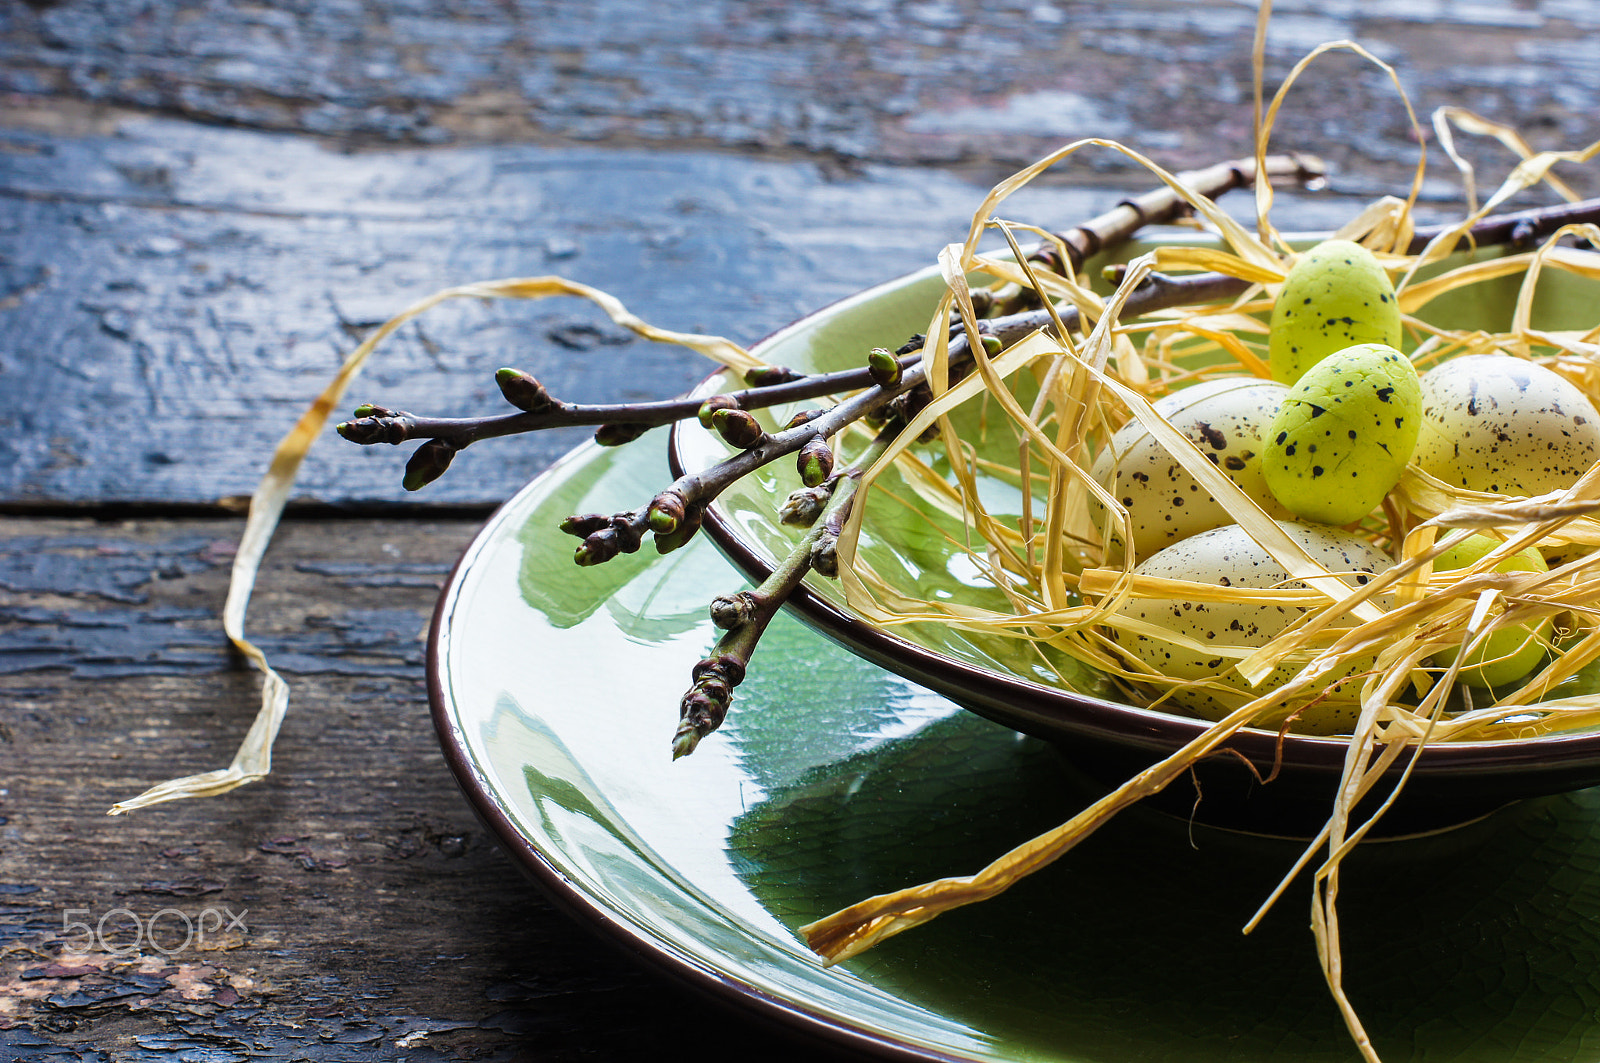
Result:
[433, 431, 1600, 1062]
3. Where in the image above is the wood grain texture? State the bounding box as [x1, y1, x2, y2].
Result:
[0, 119, 1136, 507]
[0, 518, 825, 1060]
[3, 0, 1597, 191]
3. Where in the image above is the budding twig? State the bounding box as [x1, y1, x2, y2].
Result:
[336, 153, 1333, 479]
[336, 354, 924, 454]
[624, 192, 1600, 524]
[1042, 152, 1327, 276]
[672, 430, 893, 758]
[1403, 197, 1600, 254]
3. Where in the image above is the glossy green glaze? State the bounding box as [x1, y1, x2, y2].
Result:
[435, 430, 1600, 1062]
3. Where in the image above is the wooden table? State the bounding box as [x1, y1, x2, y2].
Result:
[3, 3, 1597, 1058]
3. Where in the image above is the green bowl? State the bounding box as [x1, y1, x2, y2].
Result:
[671, 231, 1600, 837]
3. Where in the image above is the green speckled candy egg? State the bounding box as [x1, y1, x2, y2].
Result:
[1091, 377, 1293, 561]
[1268, 239, 1403, 385]
[1262, 343, 1421, 526]
[1431, 533, 1550, 690]
[1108, 521, 1393, 733]
[1415, 354, 1600, 497]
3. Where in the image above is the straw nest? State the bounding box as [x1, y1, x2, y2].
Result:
[833, 170, 1600, 747]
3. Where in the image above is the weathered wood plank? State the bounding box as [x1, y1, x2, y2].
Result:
[0, 121, 1136, 507]
[3, 0, 1596, 193]
[0, 516, 826, 1060]
[7, 2, 1596, 508]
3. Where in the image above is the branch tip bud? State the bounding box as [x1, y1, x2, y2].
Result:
[594, 423, 648, 447]
[810, 535, 839, 579]
[401, 438, 457, 491]
[338, 408, 411, 445]
[866, 347, 902, 388]
[672, 666, 736, 756]
[560, 513, 610, 538]
[710, 592, 756, 630]
[671, 723, 701, 760]
[780, 485, 829, 527]
[797, 436, 834, 488]
[784, 408, 825, 431]
[496, 367, 555, 413]
[743, 365, 804, 388]
[697, 394, 741, 429]
[574, 528, 620, 567]
[652, 503, 704, 554]
[647, 491, 686, 535]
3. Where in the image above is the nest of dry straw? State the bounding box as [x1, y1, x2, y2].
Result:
[832, 169, 1600, 746]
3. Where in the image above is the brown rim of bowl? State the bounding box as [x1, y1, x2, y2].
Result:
[425, 447, 982, 1063]
[667, 354, 1600, 790]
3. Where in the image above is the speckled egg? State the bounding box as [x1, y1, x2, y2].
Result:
[1415, 354, 1600, 496]
[1261, 343, 1421, 525]
[1268, 239, 1403, 385]
[1430, 533, 1550, 690]
[1091, 377, 1293, 561]
[1108, 520, 1393, 733]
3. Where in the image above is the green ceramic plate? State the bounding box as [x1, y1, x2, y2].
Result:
[670, 237, 1600, 837]
[432, 429, 1600, 1062]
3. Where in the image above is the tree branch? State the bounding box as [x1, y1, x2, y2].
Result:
[672, 429, 892, 757]
[335, 154, 1330, 464]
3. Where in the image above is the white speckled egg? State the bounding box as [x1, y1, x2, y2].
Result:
[1091, 377, 1293, 561]
[1415, 354, 1600, 496]
[1108, 521, 1393, 733]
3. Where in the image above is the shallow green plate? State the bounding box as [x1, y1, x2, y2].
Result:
[432, 429, 1600, 1062]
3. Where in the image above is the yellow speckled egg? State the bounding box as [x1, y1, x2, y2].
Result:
[1108, 521, 1393, 734]
[1268, 240, 1403, 385]
[1415, 354, 1600, 497]
[1261, 343, 1421, 525]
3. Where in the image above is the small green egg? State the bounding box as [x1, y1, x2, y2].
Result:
[1261, 343, 1421, 525]
[1432, 533, 1550, 690]
[1269, 239, 1403, 385]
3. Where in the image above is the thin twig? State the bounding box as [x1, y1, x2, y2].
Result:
[672, 430, 893, 756]
[1042, 152, 1326, 274]
[336, 154, 1332, 458]
[334, 354, 926, 450]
